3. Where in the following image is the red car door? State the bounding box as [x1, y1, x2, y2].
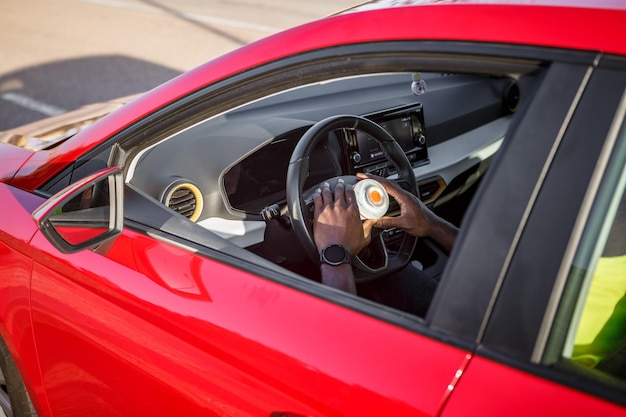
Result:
[28, 191, 470, 417]
[441, 357, 626, 416]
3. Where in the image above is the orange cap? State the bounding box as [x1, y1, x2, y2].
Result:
[368, 188, 383, 205]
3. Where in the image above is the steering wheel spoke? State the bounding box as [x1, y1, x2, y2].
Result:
[354, 233, 388, 271]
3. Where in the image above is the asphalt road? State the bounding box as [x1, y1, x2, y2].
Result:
[0, 0, 357, 131]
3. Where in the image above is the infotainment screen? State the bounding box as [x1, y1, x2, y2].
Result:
[356, 115, 415, 165]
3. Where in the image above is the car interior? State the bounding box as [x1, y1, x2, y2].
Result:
[118, 69, 539, 314]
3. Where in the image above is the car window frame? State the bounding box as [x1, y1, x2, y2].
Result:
[479, 55, 626, 406]
[37, 40, 599, 346]
[427, 58, 596, 340]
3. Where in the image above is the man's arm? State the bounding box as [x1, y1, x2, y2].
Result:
[358, 173, 459, 255]
[312, 179, 372, 294]
[312, 174, 459, 294]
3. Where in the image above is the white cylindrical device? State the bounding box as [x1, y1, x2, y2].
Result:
[353, 178, 389, 220]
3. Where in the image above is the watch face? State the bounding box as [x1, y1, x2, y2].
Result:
[321, 244, 349, 265]
[325, 245, 345, 262]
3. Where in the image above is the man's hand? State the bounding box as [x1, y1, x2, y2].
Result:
[312, 178, 373, 294]
[357, 173, 458, 254]
[313, 178, 373, 255]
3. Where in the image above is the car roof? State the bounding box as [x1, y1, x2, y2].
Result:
[343, 0, 626, 13]
[11, 2, 626, 191]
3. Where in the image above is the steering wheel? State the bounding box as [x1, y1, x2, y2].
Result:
[286, 115, 419, 282]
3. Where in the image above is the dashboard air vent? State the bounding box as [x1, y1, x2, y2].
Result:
[504, 80, 521, 113]
[418, 177, 446, 205]
[162, 181, 203, 222]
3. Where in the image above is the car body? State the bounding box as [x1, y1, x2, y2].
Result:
[1, 0, 626, 416]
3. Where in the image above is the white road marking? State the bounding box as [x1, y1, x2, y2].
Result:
[79, 0, 281, 33]
[1, 92, 68, 117]
[182, 13, 280, 33]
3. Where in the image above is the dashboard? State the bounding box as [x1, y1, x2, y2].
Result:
[128, 71, 528, 249]
[224, 102, 429, 214]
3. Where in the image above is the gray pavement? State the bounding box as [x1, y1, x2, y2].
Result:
[0, 0, 358, 130]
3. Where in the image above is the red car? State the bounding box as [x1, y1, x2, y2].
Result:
[1, 1, 626, 416]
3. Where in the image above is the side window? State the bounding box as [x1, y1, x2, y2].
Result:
[569, 190, 626, 375]
[548, 115, 626, 392]
[41, 146, 112, 195]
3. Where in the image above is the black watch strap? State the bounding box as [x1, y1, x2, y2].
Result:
[320, 244, 351, 266]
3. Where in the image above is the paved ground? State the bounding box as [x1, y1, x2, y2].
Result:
[0, 0, 357, 130]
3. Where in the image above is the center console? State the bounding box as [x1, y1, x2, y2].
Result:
[345, 103, 429, 176]
[343, 103, 430, 252]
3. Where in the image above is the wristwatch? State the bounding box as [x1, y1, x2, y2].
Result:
[319, 244, 351, 266]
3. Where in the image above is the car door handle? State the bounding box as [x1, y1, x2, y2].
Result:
[270, 412, 309, 417]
